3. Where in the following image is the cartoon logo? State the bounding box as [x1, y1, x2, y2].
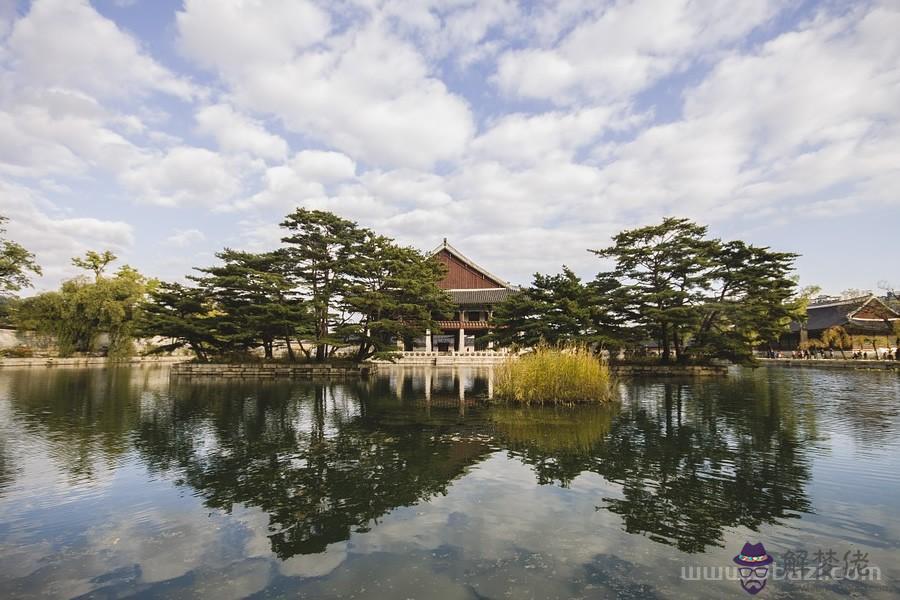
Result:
[733, 542, 773, 595]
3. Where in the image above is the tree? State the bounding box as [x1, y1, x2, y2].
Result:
[491, 267, 625, 350]
[591, 218, 714, 361]
[821, 326, 852, 358]
[72, 250, 117, 282]
[16, 256, 149, 357]
[280, 209, 370, 361]
[194, 249, 311, 359]
[137, 282, 220, 362]
[0, 215, 41, 293]
[343, 236, 453, 361]
[692, 241, 800, 362]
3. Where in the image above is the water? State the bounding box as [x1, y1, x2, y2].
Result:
[0, 366, 898, 599]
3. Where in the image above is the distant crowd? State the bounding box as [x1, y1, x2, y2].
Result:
[764, 348, 900, 360]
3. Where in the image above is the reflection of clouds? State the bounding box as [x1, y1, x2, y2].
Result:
[0, 462, 279, 598]
[279, 541, 348, 578]
[347, 453, 634, 570]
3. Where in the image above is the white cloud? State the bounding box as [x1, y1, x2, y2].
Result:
[0, 88, 147, 178]
[588, 2, 900, 222]
[176, 0, 330, 71]
[471, 107, 622, 167]
[195, 104, 288, 161]
[176, 3, 475, 169]
[0, 181, 134, 291]
[165, 228, 206, 248]
[5, 0, 197, 100]
[496, 0, 783, 104]
[121, 146, 245, 208]
[290, 150, 356, 183]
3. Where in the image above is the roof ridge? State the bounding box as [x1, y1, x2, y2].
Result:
[808, 294, 874, 309]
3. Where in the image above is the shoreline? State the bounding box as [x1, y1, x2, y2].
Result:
[758, 357, 899, 371]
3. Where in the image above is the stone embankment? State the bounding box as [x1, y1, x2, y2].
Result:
[170, 362, 376, 379]
[759, 358, 899, 371]
[609, 363, 730, 377]
[0, 356, 189, 368]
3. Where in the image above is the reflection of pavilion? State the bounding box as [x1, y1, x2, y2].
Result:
[388, 366, 494, 411]
[408, 240, 518, 353]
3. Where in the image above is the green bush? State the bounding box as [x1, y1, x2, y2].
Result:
[494, 345, 616, 404]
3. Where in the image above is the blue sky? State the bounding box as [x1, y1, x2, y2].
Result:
[1, 0, 898, 295]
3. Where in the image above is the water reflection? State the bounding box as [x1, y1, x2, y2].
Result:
[0, 366, 898, 598]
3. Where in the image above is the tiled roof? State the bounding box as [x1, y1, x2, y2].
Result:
[791, 295, 900, 332]
[447, 288, 518, 305]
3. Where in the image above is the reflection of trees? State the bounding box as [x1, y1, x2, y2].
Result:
[493, 377, 816, 553]
[133, 378, 490, 558]
[3, 366, 859, 558]
[3, 368, 163, 480]
[490, 405, 618, 485]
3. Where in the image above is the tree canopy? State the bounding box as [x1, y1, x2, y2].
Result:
[139, 208, 451, 362]
[16, 254, 150, 357]
[490, 217, 801, 363]
[0, 215, 41, 294]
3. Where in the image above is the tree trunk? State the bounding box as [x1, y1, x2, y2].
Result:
[190, 343, 207, 362]
[285, 336, 295, 361]
[660, 323, 671, 362]
[673, 328, 684, 362]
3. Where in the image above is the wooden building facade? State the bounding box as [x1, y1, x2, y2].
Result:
[413, 240, 517, 352]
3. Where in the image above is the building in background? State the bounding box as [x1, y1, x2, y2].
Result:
[414, 240, 518, 353]
[784, 295, 900, 351]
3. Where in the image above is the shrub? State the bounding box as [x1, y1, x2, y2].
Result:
[494, 344, 616, 404]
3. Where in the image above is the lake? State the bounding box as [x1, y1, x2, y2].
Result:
[0, 366, 898, 599]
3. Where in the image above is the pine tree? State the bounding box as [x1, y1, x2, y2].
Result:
[280, 209, 368, 361]
[138, 282, 220, 362]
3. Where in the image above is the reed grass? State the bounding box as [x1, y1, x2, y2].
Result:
[494, 345, 616, 404]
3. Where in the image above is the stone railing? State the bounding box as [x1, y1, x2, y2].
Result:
[170, 362, 377, 379]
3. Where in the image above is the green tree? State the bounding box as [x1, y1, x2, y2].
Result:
[280, 209, 370, 361]
[491, 267, 625, 350]
[71, 250, 117, 282]
[16, 257, 149, 357]
[194, 249, 311, 359]
[692, 241, 800, 361]
[343, 236, 452, 361]
[591, 218, 714, 362]
[137, 282, 221, 361]
[821, 326, 852, 358]
[0, 215, 42, 293]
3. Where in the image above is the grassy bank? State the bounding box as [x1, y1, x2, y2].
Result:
[494, 346, 616, 404]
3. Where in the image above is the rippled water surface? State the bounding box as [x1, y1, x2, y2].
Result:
[0, 366, 898, 599]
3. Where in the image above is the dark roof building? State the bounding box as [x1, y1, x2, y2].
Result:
[791, 295, 900, 334]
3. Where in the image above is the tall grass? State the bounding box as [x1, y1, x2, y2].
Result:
[494, 345, 616, 404]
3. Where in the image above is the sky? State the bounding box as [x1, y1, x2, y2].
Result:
[0, 0, 898, 295]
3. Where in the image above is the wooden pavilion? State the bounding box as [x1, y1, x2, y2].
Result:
[416, 239, 517, 352]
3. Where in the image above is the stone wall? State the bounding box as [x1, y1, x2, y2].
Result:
[170, 362, 377, 379]
[610, 364, 730, 377]
[759, 358, 899, 371]
[0, 356, 190, 368]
